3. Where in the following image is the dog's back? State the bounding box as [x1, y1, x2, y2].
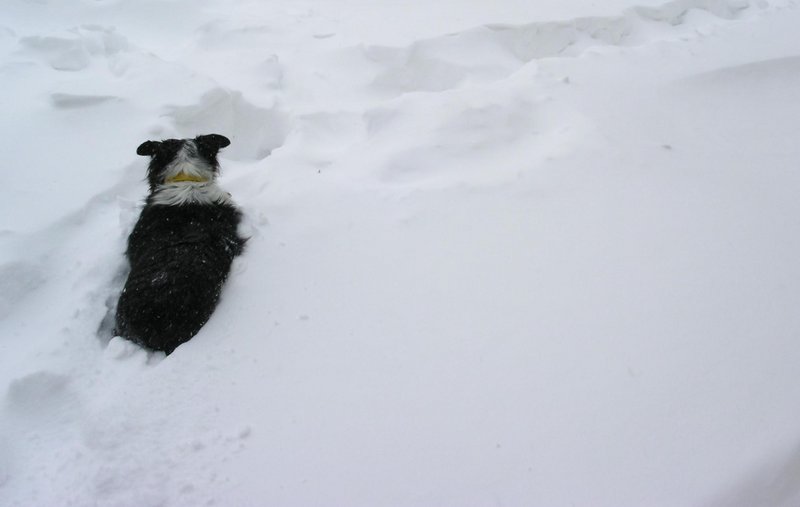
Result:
[115, 203, 243, 353]
[114, 134, 244, 354]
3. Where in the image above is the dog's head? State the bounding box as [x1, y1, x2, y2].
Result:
[136, 134, 231, 191]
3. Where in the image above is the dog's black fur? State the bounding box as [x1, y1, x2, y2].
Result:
[114, 134, 245, 354]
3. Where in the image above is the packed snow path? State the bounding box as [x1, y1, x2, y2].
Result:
[1, 0, 800, 505]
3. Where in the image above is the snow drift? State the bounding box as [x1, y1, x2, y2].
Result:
[1, 0, 800, 505]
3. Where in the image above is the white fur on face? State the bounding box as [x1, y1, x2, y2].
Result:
[160, 141, 215, 183]
[151, 141, 231, 206]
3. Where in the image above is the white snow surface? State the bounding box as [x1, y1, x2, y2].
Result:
[2, 0, 800, 505]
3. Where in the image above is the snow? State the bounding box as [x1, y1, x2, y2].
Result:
[1, 0, 800, 505]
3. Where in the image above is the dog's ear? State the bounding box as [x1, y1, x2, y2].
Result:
[136, 140, 160, 156]
[196, 134, 231, 151]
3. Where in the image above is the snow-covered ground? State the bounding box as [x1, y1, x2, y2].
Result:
[2, 0, 800, 505]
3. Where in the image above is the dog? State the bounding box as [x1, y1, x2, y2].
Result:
[114, 134, 245, 354]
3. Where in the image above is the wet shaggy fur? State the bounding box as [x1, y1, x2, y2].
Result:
[114, 134, 245, 354]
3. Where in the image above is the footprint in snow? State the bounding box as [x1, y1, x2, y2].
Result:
[18, 26, 128, 72]
[4, 370, 77, 420]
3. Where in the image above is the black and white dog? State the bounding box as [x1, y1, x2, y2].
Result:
[114, 134, 245, 354]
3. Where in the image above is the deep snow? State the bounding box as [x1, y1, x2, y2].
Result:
[1, 0, 800, 505]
